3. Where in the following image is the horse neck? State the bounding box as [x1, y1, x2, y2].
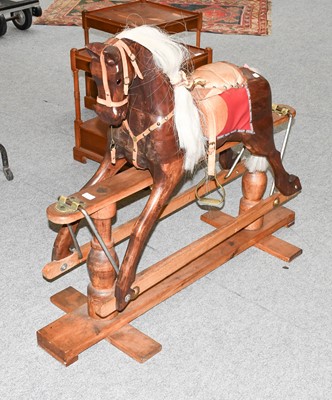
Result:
[126, 42, 175, 122]
[122, 40, 205, 172]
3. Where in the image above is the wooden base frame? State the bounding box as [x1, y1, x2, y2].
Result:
[38, 202, 301, 366]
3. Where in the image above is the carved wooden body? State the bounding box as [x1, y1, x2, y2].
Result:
[52, 27, 301, 311]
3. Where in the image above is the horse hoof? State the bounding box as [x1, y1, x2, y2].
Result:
[280, 175, 302, 196]
[289, 175, 302, 194]
[115, 284, 130, 311]
[275, 174, 301, 196]
[116, 297, 128, 312]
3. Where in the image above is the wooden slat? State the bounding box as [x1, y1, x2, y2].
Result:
[255, 235, 302, 262]
[51, 286, 86, 311]
[37, 206, 295, 366]
[49, 286, 161, 363]
[43, 244, 91, 280]
[107, 325, 161, 363]
[202, 207, 302, 262]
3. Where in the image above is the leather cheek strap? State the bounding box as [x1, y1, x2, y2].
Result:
[97, 38, 143, 108]
[97, 48, 129, 108]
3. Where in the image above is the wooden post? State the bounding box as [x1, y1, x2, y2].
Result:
[70, 48, 87, 163]
[87, 204, 118, 319]
[239, 170, 267, 230]
[196, 12, 202, 47]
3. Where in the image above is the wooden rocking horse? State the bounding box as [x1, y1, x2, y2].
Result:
[38, 26, 302, 365]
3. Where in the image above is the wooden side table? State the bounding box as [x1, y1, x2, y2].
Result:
[82, 0, 202, 47]
[71, 46, 213, 163]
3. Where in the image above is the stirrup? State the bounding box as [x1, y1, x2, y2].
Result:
[195, 172, 226, 208]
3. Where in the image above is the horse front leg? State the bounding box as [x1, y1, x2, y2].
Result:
[115, 157, 184, 311]
[51, 152, 126, 261]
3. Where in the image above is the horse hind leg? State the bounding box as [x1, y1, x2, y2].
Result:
[265, 149, 301, 196]
[240, 69, 301, 196]
[243, 122, 301, 196]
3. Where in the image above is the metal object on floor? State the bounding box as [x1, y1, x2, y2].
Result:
[0, 143, 13, 181]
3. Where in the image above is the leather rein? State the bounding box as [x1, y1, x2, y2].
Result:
[97, 38, 174, 168]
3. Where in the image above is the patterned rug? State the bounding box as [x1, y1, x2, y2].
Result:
[35, 0, 271, 35]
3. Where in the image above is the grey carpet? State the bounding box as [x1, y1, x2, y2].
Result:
[0, 0, 331, 399]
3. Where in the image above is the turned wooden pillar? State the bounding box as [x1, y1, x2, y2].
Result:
[239, 170, 267, 230]
[87, 204, 118, 319]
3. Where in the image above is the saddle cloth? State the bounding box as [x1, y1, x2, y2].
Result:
[191, 62, 254, 139]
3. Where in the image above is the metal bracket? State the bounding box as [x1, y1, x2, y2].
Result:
[54, 195, 119, 275]
[55, 196, 86, 213]
[224, 146, 245, 179]
[272, 104, 290, 116]
[270, 114, 294, 195]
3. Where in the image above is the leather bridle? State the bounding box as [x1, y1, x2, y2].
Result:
[97, 38, 143, 108]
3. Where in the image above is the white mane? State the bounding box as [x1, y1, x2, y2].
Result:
[117, 25, 206, 172]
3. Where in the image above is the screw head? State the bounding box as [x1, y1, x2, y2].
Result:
[60, 263, 68, 271]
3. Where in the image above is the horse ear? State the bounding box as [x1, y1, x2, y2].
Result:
[86, 42, 105, 58]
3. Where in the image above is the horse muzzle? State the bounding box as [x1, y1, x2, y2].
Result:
[95, 103, 127, 127]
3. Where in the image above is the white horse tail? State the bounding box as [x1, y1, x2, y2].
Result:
[173, 86, 206, 172]
[245, 155, 269, 173]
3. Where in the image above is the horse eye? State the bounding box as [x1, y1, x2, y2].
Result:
[116, 78, 122, 85]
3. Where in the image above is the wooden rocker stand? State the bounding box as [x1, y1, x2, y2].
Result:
[37, 106, 302, 366]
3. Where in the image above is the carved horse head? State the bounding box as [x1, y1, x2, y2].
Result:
[87, 38, 143, 126]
